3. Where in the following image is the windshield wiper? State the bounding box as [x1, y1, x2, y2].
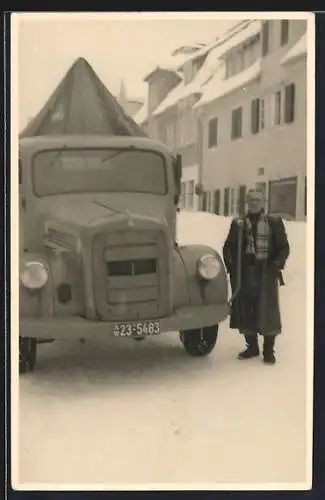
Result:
[101, 148, 136, 164]
[44, 145, 67, 173]
[92, 200, 122, 216]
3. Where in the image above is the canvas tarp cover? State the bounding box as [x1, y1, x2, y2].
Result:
[20, 57, 148, 138]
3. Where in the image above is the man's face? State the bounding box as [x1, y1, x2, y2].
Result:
[247, 190, 264, 214]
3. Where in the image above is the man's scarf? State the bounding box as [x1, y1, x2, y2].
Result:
[245, 214, 270, 260]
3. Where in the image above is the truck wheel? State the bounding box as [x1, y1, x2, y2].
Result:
[180, 325, 219, 357]
[19, 336, 37, 374]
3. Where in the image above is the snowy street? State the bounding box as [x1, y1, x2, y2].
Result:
[17, 214, 309, 487]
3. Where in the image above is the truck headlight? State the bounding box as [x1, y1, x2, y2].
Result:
[197, 253, 221, 281]
[20, 261, 49, 290]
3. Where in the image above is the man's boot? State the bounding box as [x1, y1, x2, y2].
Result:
[237, 334, 259, 360]
[263, 335, 276, 365]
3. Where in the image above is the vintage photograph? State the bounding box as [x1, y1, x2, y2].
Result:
[11, 12, 314, 490]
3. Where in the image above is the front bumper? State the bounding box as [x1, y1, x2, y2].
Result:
[20, 304, 230, 340]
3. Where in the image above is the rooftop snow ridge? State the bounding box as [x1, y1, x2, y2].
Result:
[139, 20, 262, 121]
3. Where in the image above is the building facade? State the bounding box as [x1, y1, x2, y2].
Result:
[135, 19, 308, 220]
[198, 19, 307, 220]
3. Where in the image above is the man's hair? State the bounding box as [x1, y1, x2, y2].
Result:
[246, 187, 265, 199]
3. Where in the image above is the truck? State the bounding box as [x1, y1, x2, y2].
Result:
[18, 58, 230, 374]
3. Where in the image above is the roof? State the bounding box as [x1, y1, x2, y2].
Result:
[20, 57, 147, 139]
[143, 20, 262, 119]
[152, 50, 222, 117]
[280, 34, 307, 66]
[194, 58, 262, 108]
[216, 20, 261, 58]
[133, 94, 149, 125]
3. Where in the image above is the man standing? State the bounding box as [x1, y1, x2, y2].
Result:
[222, 188, 290, 365]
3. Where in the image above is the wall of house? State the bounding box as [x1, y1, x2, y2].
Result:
[260, 19, 307, 88]
[147, 71, 180, 138]
[200, 20, 307, 220]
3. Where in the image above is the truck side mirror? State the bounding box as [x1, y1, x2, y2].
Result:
[173, 154, 182, 205]
[175, 154, 182, 181]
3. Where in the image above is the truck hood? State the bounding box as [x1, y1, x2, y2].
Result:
[42, 194, 169, 232]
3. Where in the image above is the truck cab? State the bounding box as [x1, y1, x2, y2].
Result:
[19, 134, 230, 373]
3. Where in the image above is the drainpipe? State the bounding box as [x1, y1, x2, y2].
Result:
[197, 109, 204, 211]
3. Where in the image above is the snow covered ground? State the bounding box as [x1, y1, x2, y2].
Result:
[16, 212, 310, 489]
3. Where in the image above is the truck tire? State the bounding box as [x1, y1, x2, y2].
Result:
[19, 336, 37, 374]
[180, 325, 219, 357]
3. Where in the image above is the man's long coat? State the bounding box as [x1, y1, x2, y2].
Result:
[222, 215, 290, 336]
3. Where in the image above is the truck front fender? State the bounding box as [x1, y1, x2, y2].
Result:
[173, 244, 228, 308]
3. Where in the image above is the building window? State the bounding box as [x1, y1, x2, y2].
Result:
[231, 107, 243, 140]
[206, 192, 213, 212]
[284, 83, 295, 124]
[214, 189, 221, 215]
[187, 180, 195, 209]
[274, 90, 282, 125]
[180, 182, 186, 208]
[251, 98, 265, 134]
[243, 35, 260, 69]
[224, 187, 230, 216]
[208, 117, 218, 148]
[280, 20, 289, 46]
[226, 49, 245, 79]
[238, 185, 247, 216]
[202, 191, 208, 212]
[166, 122, 175, 149]
[230, 188, 236, 215]
[268, 177, 297, 219]
[262, 21, 270, 57]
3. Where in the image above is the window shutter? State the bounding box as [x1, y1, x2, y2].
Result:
[284, 83, 295, 123]
[232, 107, 243, 140]
[224, 187, 230, 216]
[231, 110, 236, 139]
[262, 21, 270, 56]
[214, 189, 220, 214]
[280, 20, 289, 46]
[208, 118, 218, 148]
[251, 98, 260, 134]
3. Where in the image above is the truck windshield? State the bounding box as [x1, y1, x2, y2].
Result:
[32, 148, 167, 197]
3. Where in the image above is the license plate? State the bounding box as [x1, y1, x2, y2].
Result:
[112, 321, 160, 337]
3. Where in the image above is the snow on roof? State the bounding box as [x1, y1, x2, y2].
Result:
[151, 57, 218, 117]
[280, 34, 307, 65]
[133, 96, 148, 125]
[138, 20, 263, 121]
[194, 58, 262, 108]
[216, 20, 261, 57]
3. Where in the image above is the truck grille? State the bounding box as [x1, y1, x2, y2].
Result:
[107, 259, 157, 276]
[92, 230, 170, 321]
